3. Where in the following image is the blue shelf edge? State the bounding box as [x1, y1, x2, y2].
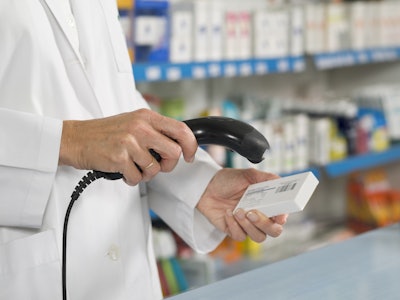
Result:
[132, 46, 400, 82]
[280, 167, 321, 179]
[314, 46, 400, 70]
[325, 144, 400, 177]
[132, 56, 305, 83]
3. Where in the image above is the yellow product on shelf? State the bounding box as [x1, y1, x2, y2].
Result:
[329, 118, 347, 161]
[117, 0, 134, 10]
[244, 236, 262, 260]
[371, 127, 390, 152]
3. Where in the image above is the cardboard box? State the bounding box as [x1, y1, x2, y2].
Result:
[234, 171, 319, 217]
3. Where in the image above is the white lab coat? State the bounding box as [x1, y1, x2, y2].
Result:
[0, 1, 224, 299]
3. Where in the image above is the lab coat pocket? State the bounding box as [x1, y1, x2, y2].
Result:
[99, 0, 132, 73]
[0, 230, 62, 300]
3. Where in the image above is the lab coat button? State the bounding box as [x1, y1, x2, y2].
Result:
[107, 244, 120, 261]
[67, 18, 75, 28]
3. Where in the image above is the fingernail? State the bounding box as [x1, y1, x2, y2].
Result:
[282, 214, 288, 224]
[247, 211, 259, 223]
[226, 209, 233, 217]
[234, 208, 245, 220]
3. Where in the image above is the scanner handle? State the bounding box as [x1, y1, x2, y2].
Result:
[99, 116, 270, 180]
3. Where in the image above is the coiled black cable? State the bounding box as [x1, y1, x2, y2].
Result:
[62, 170, 116, 300]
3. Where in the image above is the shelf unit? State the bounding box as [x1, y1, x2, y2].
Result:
[280, 144, 400, 179]
[133, 46, 400, 82]
[133, 41, 400, 292]
[325, 144, 400, 177]
[134, 46, 400, 180]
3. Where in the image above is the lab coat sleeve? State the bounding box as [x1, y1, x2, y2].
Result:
[0, 108, 62, 228]
[147, 149, 226, 254]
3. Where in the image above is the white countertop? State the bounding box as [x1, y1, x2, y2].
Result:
[168, 223, 400, 300]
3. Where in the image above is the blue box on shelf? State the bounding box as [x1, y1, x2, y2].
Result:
[134, 0, 170, 63]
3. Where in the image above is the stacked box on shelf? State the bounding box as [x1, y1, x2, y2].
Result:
[118, 1, 135, 62]
[133, 0, 170, 62]
[347, 169, 400, 233]
[169, 1, 193, 63]
[117, 0, 134, 10]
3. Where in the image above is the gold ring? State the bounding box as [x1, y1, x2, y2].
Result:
[144, 158, 155, 169]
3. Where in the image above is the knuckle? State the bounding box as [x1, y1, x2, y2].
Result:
[171, 144, 183, 159]
[160, 160, 178, 173]
[129, 119, 148, 135]
[182, 124, 197, 144]
[232, 232, 247, 242]
[180, 122, 192, 134]
[124, 174, 142, 186]
[136, 108, 152, 117]
[118, 132, 135, 148]
[109, 150, 128, 166]
[144, 165, 161, 178]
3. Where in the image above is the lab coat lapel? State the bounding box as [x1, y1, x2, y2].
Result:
[39, 0, 105, 117]
[41, 0, 82, 62]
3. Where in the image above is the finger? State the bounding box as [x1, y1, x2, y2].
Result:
[245, 210, 284, 238]
[124, 148, 160, 184]
[233, 209, 267, 243]
[140, 154, 161, 181]
[271, 214, 288, 225]
[148, 136, 183, 172]
[225, 209, 247, 241]
[152, 116, 197, 163]
[121, 164, 143, 186]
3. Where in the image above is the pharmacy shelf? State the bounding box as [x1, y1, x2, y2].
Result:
[313, 46, 400, 70]
[325, 144, 400, 177]
[280, 167, 321, 179]
[133, 46, 400, 82]
[133, 56, 305, 83]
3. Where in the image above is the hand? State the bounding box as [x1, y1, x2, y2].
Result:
[59, 108, 197, 185]
[197, 168, 288, 243]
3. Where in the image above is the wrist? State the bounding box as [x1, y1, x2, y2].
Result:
[59, 120, 78, 167]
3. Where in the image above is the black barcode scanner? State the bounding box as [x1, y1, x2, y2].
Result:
[62, 116, 270, 300]
[98, 116, 270, 180]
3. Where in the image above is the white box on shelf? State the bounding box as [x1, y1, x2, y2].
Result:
[224, 11, 240, 60]
[234, 171, 319, 217]
[326, 3, 350, 52]
[349, 2, 368, 50]
[305, 4, 326, 54]
[253, 8, 289, 58]
[209, 1, 224, 61]
[253, 10, 269, 58]
[289, 5, 305, 56]
[134, 16, 165, 46]
[237, 11, 252, 60]
[193, 0, 209, 62]
[171, 10, 192, 37]
[170, 37, 192, 63]
[364, 2, 380, 48]
[309, 117, 331, 165]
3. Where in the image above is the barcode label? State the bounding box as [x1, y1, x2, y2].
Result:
[276, 182, 297, 193]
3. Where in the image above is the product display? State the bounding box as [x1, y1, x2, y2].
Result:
[119, 0, 400, 64]
[114, 0, 400, 296]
